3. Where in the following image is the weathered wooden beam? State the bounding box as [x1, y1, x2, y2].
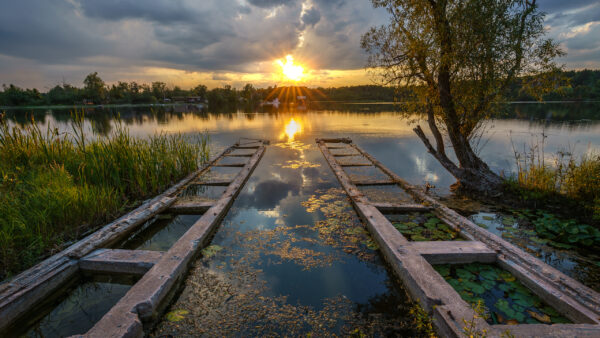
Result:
[339, 163, 373, 167]
[235, 145, 260, 149]
[0, 144, 235, 333]
[409, 241, 497, 264]
[332, 153, 360, 157]
[167, 201, 214, 214]
[318, 138, 600, 337]
[212, 163, 246, 167]
[194, 180, 232, 186]
[85, 144, 266, 336]
[371, 202, 433, 213]
[349, 142, 600, 319]
[79, 249, 164, 276]
[353, 179, 397, 186]
[225, 154, 253, 157]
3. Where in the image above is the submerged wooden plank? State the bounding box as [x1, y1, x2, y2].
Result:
[371, 202, 433, 213]
[167, 201, 214, 214]
[79, 249, 163, 276]
[225, 154, 253, 157]
[194, 180, 232, 186]
[349, 142, 600, 318]
[212, 163, 246, 167]
[353, 179, 396, 186]
[0, 144, 235, 333]
[409, 241, 497, 264]
[86, 144, 266, 336]
[339, 163, 373, 167]
[317, 138, 600, 337]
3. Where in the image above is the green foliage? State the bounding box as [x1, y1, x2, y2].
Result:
[510, 136, 600, 223]
[391, 213, 462, 241]
[408, 302, 437, 337]
[0, 112, 209, 279]
[532, 213, 600, 249]
[435, 263, 570, 325]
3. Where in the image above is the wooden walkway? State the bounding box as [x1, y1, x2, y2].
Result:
[0, 139, 267, 337]
[317, 138, 600, 337]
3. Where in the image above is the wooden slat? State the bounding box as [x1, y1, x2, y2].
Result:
[332, 153, 359, 157]
[339, 163, 373, 167]
[79, 249, 164, 276]
[409, 241, 496, 264]
[225, 154, 253, 157]
[194, 180, 232, 186]
[86, 143, 266, 336]
[371, 202, 432, 213]
[212, 163, 246, 167]
[168, 201, 214, 214]
[353, 179, 396, 186]
[235, 145, 260, 149]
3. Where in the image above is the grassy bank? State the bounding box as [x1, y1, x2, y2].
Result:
[506, 142, 600, 248]
[0, 112, 209, 279]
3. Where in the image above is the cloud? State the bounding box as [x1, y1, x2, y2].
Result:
[0, 0, 599, 88]
[247, 0, 298, 8]
[301, 7, 321, 27]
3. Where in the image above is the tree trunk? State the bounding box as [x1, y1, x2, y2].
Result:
[414, 123, 504, 196]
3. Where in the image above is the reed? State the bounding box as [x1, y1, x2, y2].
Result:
[0, 112, 209, 279]
[509, 136, 600, 223]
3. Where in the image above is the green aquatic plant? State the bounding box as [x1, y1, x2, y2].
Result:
[532, 213, 600, 249]
[434, 263, 570, 325]
[0, 112, 209, 279]
[390, 213, 461, 241]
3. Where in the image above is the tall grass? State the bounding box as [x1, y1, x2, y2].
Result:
[510, 136, 600, 223]
[0, 112, 209, 279]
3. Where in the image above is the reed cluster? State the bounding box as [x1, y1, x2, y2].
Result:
[510, 138, 600, 223]
[0, 112, 208, 279]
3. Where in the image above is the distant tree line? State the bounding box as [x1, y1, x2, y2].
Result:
[1, 70, 600, 107]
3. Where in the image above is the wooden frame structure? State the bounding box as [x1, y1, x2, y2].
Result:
[0, 139, 267, 337]
[317, 138, 600, 337]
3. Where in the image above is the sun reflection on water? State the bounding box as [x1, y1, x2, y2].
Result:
[284, 118, 301, 141]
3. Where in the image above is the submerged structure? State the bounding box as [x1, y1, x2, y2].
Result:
[316, 138, 600, 337]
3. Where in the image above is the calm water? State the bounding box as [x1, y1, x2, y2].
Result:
[4, 102, 600, 334]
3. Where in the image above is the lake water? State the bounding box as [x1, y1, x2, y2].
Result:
[4, 101, 600, 334]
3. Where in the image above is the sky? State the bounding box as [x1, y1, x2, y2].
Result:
[0, 0, 599, 90]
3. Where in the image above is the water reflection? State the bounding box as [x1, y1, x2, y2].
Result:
[284, 118, 301, 141]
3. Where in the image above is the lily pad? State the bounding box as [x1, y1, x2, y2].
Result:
[166, 309, 189, 322]
[202, 245, 223, 258]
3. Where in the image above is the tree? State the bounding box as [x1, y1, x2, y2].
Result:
[362, 0, 562, 194]
[83, 72, 106, 103]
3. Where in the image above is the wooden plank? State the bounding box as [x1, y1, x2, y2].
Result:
[235, 145, 260, 149]
[372, 202, 433, 213]
[79, 249, 164, 276]
[339, 163, 373, 167]
[353, 179, 396, 186]
[86, 144, 266, 336]
[225, 154, 253, 157]
[409, 241, 496, 264]
[194, 180, 232, 186]
[0, 144, 235, 333]
[332, 153, 360, 157]
[350, 142, 600, 318]
[212, 163, 246, 167]
[167, 201, 214, 214]
[318, 138, 600, 337]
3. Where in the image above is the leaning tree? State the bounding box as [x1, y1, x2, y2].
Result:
[362, 0, 562, 194]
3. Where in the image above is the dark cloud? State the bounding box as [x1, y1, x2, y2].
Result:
[301, 7, 321, 27]
[247, 0, 297, 8]
[238, 180, 299, 209]
[0, 0, 598, 88]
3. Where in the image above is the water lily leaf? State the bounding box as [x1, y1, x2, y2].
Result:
[549, 241, 573, 249]
[476, 223, 489, 229]
[411, 234, 428, 241]
[499, 271, 516, 282]
[435, 265, 450, 277]
[482, 215, 494, 221]
[456, 268, 475, 281]
[502, 217, 516, 226]
[530, 237, 548, 244]
[166, 309, 189, 322]
[202, 245, 223, 258]
[498, 283, 512, 292]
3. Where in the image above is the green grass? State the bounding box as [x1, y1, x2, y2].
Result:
[509, 139, 600, 226]
[0, 112, 209, 279]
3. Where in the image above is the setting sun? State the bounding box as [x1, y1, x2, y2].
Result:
[276, 55, 304, 82]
